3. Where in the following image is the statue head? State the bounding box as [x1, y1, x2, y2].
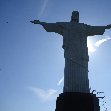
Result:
[71, 11, 79, 23]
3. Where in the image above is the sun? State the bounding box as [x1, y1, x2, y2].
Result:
[87, 37, 96, 54]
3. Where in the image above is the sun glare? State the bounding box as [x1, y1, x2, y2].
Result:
[87, 38, 96, 54]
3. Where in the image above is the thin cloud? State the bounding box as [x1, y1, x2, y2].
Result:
[38, 0, 49, 18]
[95, 37, 111, 47]
[57, 76, 64, 86]
[28, 87, 57, 102]
[88, 35, 111, 53]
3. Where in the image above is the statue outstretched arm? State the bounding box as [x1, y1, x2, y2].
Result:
[106, 24, 111, 29]
[30, 20, 45, 25]
[30, 20, 63, 35]
[86, 24, 111, 36]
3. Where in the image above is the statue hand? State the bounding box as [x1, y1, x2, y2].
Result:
[30, 20, 40, 24]
[106, 24, 111, 29]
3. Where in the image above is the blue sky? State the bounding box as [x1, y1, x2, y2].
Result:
[0, 0, 111, 111]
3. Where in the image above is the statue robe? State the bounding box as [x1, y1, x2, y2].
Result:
[41, 22, 105, 92]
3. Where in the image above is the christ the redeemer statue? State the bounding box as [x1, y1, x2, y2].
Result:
[31, 11, 111, 93]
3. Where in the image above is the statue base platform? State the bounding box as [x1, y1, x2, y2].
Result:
[55, 92, 100, 111]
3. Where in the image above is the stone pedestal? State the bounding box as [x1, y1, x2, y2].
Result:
[55, 92, 100, 111]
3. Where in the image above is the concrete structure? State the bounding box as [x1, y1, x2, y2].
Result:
[31, 11, 111, 111]
[55, 92, 100, 111]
